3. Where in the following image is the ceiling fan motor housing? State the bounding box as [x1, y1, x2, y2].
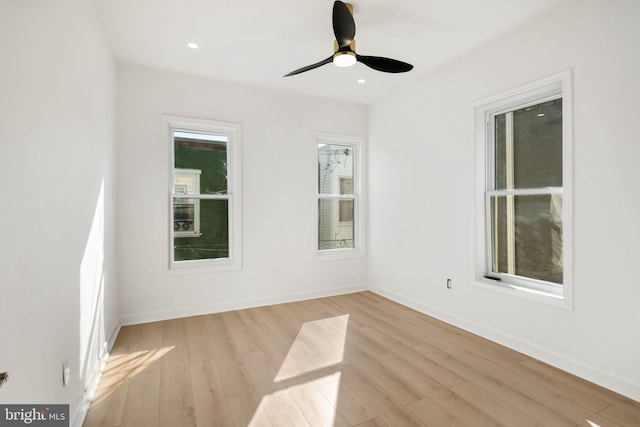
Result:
[333, 40, 356, 67]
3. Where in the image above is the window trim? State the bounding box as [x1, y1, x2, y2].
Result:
[474, 70, 573, 308]
[314, 132, 364, 260]
[163, 115, 242, 272]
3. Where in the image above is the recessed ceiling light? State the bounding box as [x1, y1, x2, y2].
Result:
[357, 79, 366, 84]
[187, 42, 199, 49]
[537, 113, 545, 117]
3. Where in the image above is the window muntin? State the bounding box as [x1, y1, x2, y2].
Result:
[166, 118, 241, 270]
[317, 140, 359, 253]
[476, 72, 572, 305]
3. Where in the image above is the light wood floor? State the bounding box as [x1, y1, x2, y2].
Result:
[83, 291, 640, 427]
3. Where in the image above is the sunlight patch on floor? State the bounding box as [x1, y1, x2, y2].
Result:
[275, 314, 349, 381]
[249, 372, 342, 427]
[248, 314, 349, 426]
[90, 346, 174, 404]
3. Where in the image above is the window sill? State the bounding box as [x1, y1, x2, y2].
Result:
[174, 232, 203, 238]
[315, 247, 364, 262]
[473, 276, 573, 309]
[167, 258, 241, 275]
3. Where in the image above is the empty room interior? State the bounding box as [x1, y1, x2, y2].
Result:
[2, 0, 640, 426]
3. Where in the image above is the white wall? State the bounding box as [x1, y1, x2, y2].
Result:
[0, 0, 118, 424]
[116, 65, 368, 323]
[368, 0, 640, 400]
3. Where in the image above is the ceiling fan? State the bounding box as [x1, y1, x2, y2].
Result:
[284, 1, 413, 77]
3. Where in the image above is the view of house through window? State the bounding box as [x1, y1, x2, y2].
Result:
[174, 168, 202, 237]
[339, 177, 354, 223]
[318, 143, 356, 250]
[172, 130, 230, 262]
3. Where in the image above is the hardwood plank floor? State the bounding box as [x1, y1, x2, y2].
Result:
[83, 292, 640, 426]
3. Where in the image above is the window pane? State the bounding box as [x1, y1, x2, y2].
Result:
[318, 144, 354, 194]
[174, 131, 228, 195]
[318, 199, 354, 250]
[174, 199, 229, 261]
[494, 98, 562, 190]
[490, 194, 563, 284]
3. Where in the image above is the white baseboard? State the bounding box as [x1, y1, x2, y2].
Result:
[71, 320, 122, 427]
[120, 284, 368, 325]
[370, 285, 640, 403]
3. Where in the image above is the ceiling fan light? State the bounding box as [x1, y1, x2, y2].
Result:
[333, 51, 356, 67]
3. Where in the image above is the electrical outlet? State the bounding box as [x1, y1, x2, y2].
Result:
[62, 362, 70, 386]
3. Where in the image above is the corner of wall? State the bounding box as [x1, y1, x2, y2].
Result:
[71, 321, 122, 427]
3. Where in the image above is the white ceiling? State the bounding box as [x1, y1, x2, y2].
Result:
[95, 0, 571, 104]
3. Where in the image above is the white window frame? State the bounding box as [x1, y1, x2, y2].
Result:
[474, 70, 573, 308]
[163, 115, 242, 271]
[315, 133, 364, 260]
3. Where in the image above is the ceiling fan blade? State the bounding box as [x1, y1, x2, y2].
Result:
[356, 54, 413, 73]
[284, 56, 334, 77]
[333, 1, 355, 48]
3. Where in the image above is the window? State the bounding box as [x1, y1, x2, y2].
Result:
[475, 71, 572, 307]
[316, 134, 363, 257]
[164, 116, 241, 270]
